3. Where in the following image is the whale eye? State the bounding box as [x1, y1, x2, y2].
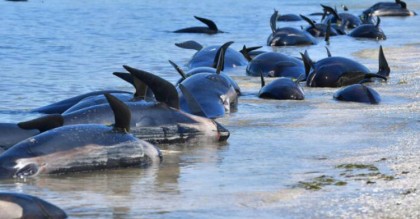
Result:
[15, 164, 39, 179]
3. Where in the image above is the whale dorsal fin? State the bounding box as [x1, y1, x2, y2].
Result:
[300, 50, 314, 77]
[399, 1, 407, 9]
[194, 16, 218, 31]
[321, 4, 340, 21]
[113, 72, 134, 85]
[17, 114, 64, 132]
[270, 10, 278, 33]
[325, 46, 332, 57]
[300, 14, 316, 28]
[375, 16, 381, 27]
[168, 60, 187, 79]
[325, 20, 331, 44]
[123, 65, 180, 109]
[175, 40, 203, 51]
[178, 84, 208, 118]
[378, 46, 390, 77]
[113, 72, 149, 100]
[259, 71, 266, 88]
[240, 45, 262, 61]
[104, 93, 131, 132]
[212, 41, 234, 73]
[240, 45, 253, 61]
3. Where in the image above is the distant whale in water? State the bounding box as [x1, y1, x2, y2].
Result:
[173, 16, 224, 34]
[276, 11, 302, 21]
[175, 40, 248, 69]
[267, 10, 317, 46]
[362, 0, 417, 16]
[0, 94, 162, 179]
[0, 193, 67, 218]
[321, 4, 362, 29]
[349, 17, 386, 40]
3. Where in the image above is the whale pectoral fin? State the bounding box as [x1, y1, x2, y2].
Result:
[178, 84, 208, 118]
[15, 164, 39, 178]
[17, 114, 64, 133]
[174, 40, 203, 51]
[377, 46, 390, 77]
[194, 16, 218, 31]
[168, 60, 187, 79]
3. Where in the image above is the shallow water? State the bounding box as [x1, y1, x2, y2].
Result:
[0, 0, 419, 218]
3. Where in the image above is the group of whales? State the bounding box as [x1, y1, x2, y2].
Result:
[0, 0, 416, 217]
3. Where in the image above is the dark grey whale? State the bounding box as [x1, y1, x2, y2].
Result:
[0, 193, 67, 219]
[0, 94, 162, 179]
[301, 46, 390, 87]
[173, 16, 224, 34]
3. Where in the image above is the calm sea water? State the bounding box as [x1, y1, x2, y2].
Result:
[0, 0, 419, 218]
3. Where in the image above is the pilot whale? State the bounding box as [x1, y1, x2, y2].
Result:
[0, 193, 67, 218]
[173, 16, 224, 34]
[0, 65, 230, 148]
[0, 94, 162, 179]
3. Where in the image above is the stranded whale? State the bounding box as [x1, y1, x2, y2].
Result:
[0, 94, 162, 179]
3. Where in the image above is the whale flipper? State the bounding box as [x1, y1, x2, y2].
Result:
[168, 60, 187, 79]
[17, 114, 64, 133]
[179, 84, 208, 118]
[194, 16, 218, 32]
[104, 93, 131, 132]
[123, 65, 180, 109]
[175, 40, 203, 51]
